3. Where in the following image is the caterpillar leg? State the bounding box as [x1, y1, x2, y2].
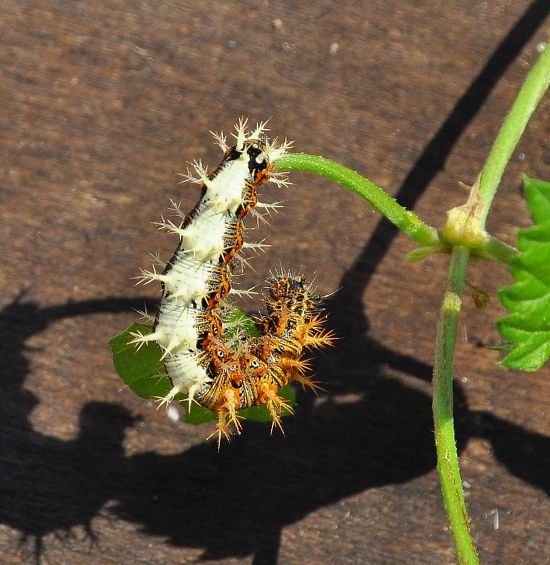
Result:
[206, 389, 243, 449]
[207, 413, 233, 450]
[256, 382, 294, 435]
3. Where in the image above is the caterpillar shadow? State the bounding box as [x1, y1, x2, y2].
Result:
[0, 293, 147, 563]
[1, 292, 547, 565]
[111, 292, 549, 565]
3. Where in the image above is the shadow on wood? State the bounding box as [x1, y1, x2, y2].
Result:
[1, 2, 549, 563]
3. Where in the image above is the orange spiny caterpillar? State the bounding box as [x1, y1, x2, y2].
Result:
[130, 120, 332, 446]
[130, 120, 289, 406]
[202, 274, 334, 444]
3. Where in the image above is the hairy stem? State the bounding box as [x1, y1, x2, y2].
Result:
[478, 42, 550, 226]
[481, 235, 518, 264]
[433, 43, 549, 564]
[433, 247, 479, 564]
[276, 154, 439, 247]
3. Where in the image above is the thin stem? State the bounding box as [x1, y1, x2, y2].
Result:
[276, 154, 439, 247]
[433, 247, 479, 565]
[276, 153, 523, 264]
[478, 42, 550, 226]
[482, 235, 518, 264]
[437, 231, 518, 264]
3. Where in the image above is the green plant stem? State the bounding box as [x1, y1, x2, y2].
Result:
[482, 235, 518, 264]
[277, 153, 521, 264]
[275, 43, 549, 565]
[432, 45, 549, 564]
[433, 246, 479, 565]
[439, 232, 517, 264]
[478, 42, 550, 226]
[276, 153, 439, 247]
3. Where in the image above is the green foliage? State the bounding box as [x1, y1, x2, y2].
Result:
[109, 323, 171, 399]
[184, 403, 218, 424]
[225, 307, 260, 337]
[497, 177, 550, 371]
[239, 384, 296, 421]
[109, 320, 295, 424]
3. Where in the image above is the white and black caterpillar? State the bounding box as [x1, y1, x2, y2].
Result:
[130, 121, 332, 444]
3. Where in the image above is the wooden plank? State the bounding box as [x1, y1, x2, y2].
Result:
[0, 1, 548, 563]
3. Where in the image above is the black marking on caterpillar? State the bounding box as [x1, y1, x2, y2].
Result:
[130, 120, 332, 445]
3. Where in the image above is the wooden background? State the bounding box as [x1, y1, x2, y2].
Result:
[1, 1, 549, 563]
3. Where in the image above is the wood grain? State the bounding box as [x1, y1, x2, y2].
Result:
[1, 1, 549, 563]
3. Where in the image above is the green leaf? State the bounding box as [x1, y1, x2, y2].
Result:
[109, 323, 172, 398]
[184, 385, 296, 424]
[522, 174, 550, 223]
[225, 307, 260, 337]
[237, 385, 296, 422]
[184, 404, 218, 424]
[110, 316, 296, 424]
[497, 177, 550, 371]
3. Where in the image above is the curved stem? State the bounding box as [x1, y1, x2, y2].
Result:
[478, 42, 550, 226]
[433, 246, 479, 565]
[276, 153, 521, 265]
[274, 42, 549, 565]
[276, 154, 439, 247]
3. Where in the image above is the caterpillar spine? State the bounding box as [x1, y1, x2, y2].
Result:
[131, 120, 333, 445]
